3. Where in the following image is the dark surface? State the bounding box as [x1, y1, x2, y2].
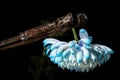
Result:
[0, 0, 119, 80]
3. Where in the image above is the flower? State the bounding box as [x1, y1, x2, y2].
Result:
[43, 28, 114, 72]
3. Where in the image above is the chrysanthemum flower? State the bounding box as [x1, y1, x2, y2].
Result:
[43, 28, 114, 72]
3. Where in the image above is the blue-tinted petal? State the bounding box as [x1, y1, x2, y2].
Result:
[62, 48, 70, 57]
[51, 42, 66, 50]
[75, 43, 80, 49]
[68, 40, 77, 47]
[76, 51, 83, 63]
[49, 49, 57, 58]
[56, 44, 69, 56]
[46, 48, 51, 55]
[79, 29, 88, 38]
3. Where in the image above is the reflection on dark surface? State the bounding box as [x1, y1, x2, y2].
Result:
[0, 1, 119, 80]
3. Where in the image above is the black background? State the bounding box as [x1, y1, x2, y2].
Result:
[0, 0, 119, 80]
